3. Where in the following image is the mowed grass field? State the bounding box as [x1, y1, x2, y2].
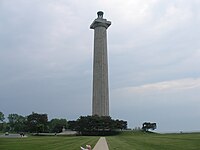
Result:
[0, 132, 200, 150]
[107, 131, 200, 150]
[0, 136, 99, 150]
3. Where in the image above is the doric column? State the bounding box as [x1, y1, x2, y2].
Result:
[90, 11, 111, 116]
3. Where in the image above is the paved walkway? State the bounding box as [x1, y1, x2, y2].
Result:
[93, 137, 109, 150]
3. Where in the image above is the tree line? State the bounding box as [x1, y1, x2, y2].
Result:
[0, 112, 67, 133]
[0, 111, 127, 135]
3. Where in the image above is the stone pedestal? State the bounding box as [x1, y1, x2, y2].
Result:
[90, 11, 111, 116]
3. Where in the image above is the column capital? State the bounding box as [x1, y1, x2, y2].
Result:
[90, 12, 111, 29]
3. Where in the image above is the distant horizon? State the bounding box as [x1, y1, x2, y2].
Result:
[1, 111, 200, 133]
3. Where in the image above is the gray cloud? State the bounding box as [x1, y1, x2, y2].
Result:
[0, 0, 200, 132]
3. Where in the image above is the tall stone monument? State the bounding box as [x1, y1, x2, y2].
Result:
[90, 11, 111, 116]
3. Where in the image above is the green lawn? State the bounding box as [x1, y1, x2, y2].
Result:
[0, 132, 200, 150]
[0, 136, 99, 150]
[107, 131, 200, 150]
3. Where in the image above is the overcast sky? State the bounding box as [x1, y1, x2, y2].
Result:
[1, 0, 200, 133]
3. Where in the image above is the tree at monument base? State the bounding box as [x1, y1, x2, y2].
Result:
[68, 115, 127, 136]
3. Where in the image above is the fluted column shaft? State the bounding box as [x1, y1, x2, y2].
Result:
[90, 11, 111, 116]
